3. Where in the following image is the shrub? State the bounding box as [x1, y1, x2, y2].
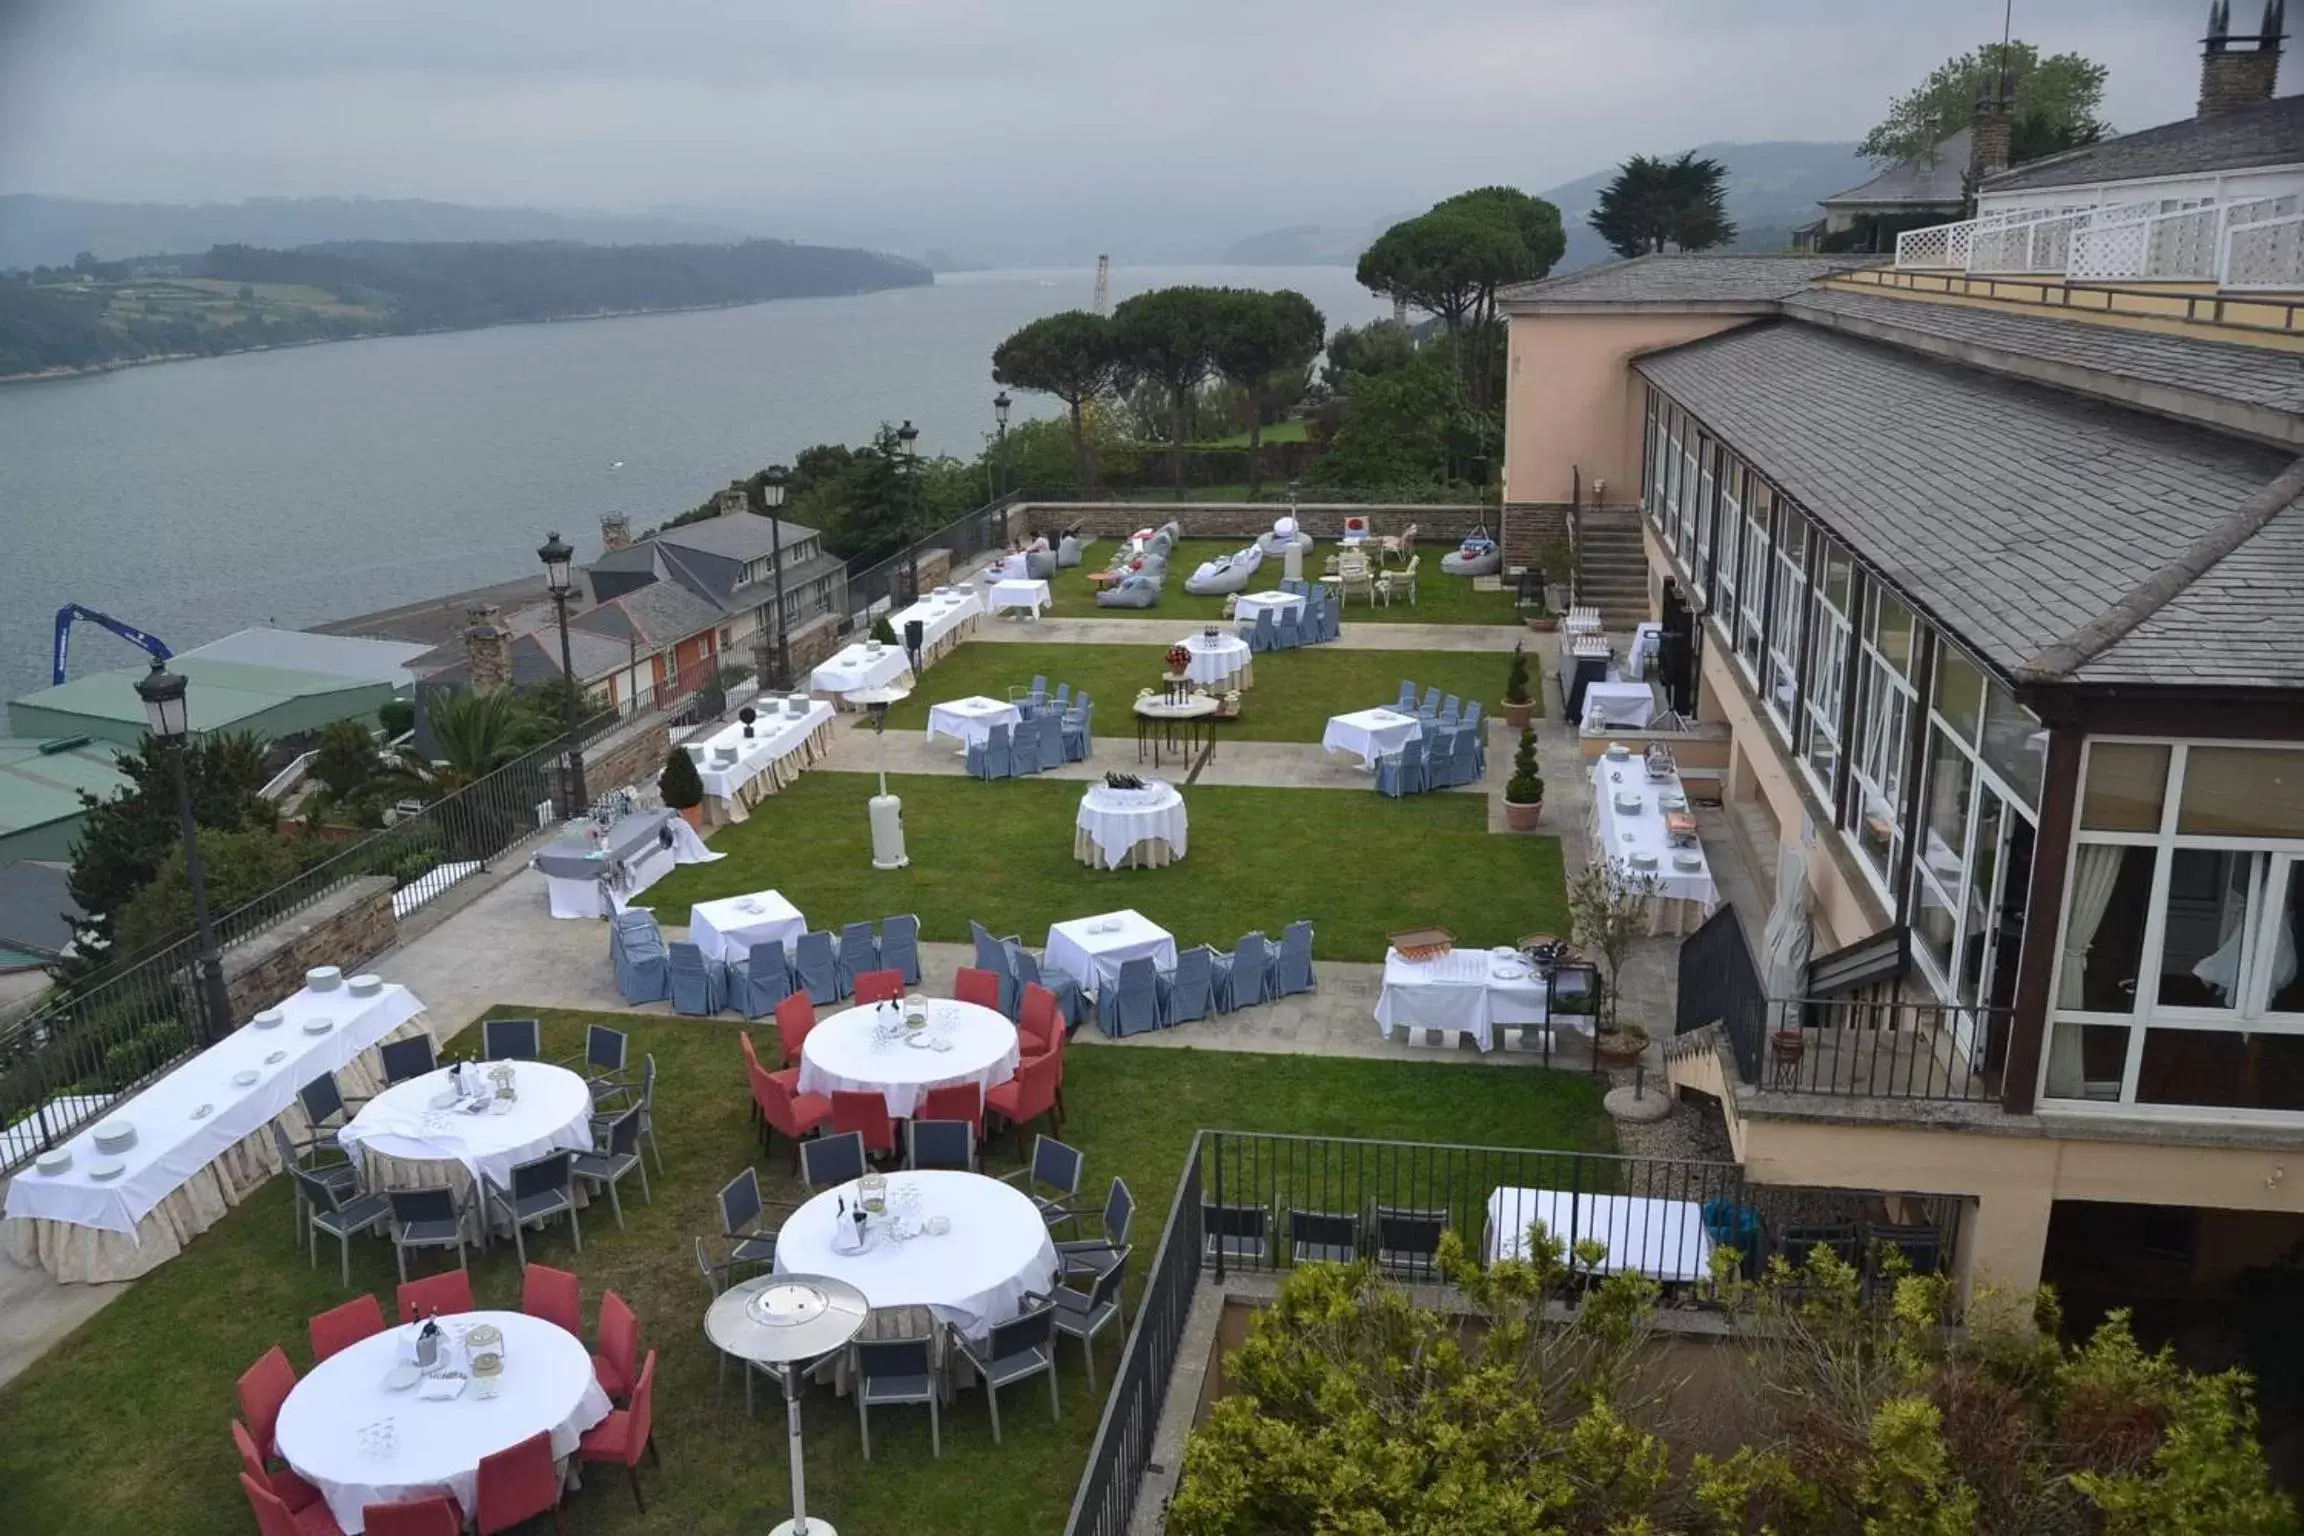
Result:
[1504, 641, 1530, 706]
[658, 745, 704, 810]
[377, 698, 415, 738]
[1505, 726, 1543, 805]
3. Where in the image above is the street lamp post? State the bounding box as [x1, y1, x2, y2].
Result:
[992, 391, 1012, 498]
[538, 531, 589, 814]
[896, 419, 922, 604]
[760, 464, 793, 692]
[134, 661, 234, 1047]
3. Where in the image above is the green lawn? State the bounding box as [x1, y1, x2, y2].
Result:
[0, 1011, 1612, 1536]
[1043, 538, 1518, 626]
[881, 640, 1519, 746]
[648, 772, 1565, 962]
[1202, 418, 1311, 448]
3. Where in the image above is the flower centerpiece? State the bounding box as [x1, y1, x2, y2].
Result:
[1166, 644, 1192, 674]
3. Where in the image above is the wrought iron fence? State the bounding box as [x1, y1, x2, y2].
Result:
[843, 493, 1019, 628]
[1677, 904, 1769, 1081]
[1062, 1137, 1205, 1536]
[1749, 996, 2008, 1104]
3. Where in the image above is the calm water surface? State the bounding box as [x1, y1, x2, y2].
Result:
[0, 266, 1385, 702]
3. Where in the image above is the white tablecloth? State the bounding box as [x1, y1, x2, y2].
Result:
[887, 589, 984, 659]
[1177, 632, 1251, 687]
[774, 1171, 1060, 1342]
[812, 642, 912, 695]
[692, 700, 838, 806]
[275, 1310, 612, 1534]
[1484, 1188, 1713, 1282]
[1043, 909, 1177, 991]
[339, 1061, 595, 1196]
[1074, 782, 1188, 870]
[1322, 707, 1422, 771]
[988, 578, 1051, 616]
[926, 695, 1023, 750]
[1373, 949, 1550, 1052]
[5, 983, 426, 1237]
[798, 999, 1020, 1120]
[1581, 680, 1658, 728]
[1591, 759, 1718, 908]
[686, 889, 808, 966]
[1235, 591, 1305, 625]
[989, 553, 1031, 581]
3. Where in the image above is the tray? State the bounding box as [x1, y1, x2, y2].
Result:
[1387, 926, 1455, 961]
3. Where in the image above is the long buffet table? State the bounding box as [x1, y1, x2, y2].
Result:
[1589, 755, 1719, 936]
[690, 699, 839, 824]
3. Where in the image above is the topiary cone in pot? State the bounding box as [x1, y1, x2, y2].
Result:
[1504, 725, 1544, 831]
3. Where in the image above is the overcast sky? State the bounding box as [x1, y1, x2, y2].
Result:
[0, 0, 2225, 254]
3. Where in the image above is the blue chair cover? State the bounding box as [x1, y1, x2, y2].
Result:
[1061, 703, 1089, 763]
[1275, 920, 1316, 997]
[1097, 956, 1162, 1038]
[1440, 695, 1460, 728]
[971, 921, 1020, 1016]
[1420, 686, 1441, 716]
[1164, 947, 1216, 1026]
[1376, 744, 1410, 798]
[793, 929, 843, 1005]
[976, 721, 1014, 780]
[1031, 674, 1049, 707]
[1319, 595, 1341, 643]
[1051, 682, 1070, 712]
[668, 941, 723, 1016]
[1247, 609, 1277, 654]
[1217, 932, 1271, 1011]
[879, 914, 923, 985]
[1397, 681, 1417, 711]
[837, 921, 880, 992]
[610, 913, 671, 1005]
[1426, 727, 1460, 788]
[1275, 612, 1304, 650]
[728, 939, 791, 1018]
[1453, 726, 1483, 785]
[1010, 943, 1083, 1027]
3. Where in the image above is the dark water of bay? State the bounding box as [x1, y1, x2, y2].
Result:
[0, 265, 1386, 703]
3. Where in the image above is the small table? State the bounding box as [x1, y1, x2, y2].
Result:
[687, 890, 808, 966]
[1374, 948, 1553, 1053]
[1581, 680, 1658, 729]
[886, 589, 984, 664]
[1044, 909, 1177, 992]
[1176, 632, 1252, 689]
[797, 998, 1020, 1120]
[274, 1310, 612, 1534]
[1322, 707, 1422, 771]
[1075, 780, 1188, 869]
[533, 810, 703, 920]
[1484, 1187, 1713, 1282]
[338, 1062, 597, 1241]
[1135, 693, 1218, 769]
[988, 578, 1051, 618]
[1234, 590, 1305, 627]
[925, 695, 1023, 753]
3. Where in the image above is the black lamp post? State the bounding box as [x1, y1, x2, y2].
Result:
[538, 531, 589, 813]
[134, 660, 234, 1047]
[992, 391, 1012, 498]
[761, 464, 793, 691]
[896, 419, 923, 604]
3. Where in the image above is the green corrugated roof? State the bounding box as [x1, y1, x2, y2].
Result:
[0, 738, 131, 836]
[6, 658, 393, 746]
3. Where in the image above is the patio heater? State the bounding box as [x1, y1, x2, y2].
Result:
[704, 1273, 869, 1536]
[848, 683, 912, 869]
[1275, 510, 1304, 586]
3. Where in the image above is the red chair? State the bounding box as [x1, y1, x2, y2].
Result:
[985, 1051, 1059, 1156]
[954, 966, 1002, 1013]
[361, 1494, 463, 1535]
[396, 1270, 475, 1325]
[580, 1348, 659, 1511]
[308, 1294, 385, 1363]
[832, 1089, 897, 1159]
[920, 1081, 984, 1140]
[522, 1263, 582, 1336]
[774, 991, 816, 1067]
[237, 1345, 297, 1459]
[853, 968, 904, 1004]
[234, 1418, 321, 1513]
[740, 1030, 763, 1125]
[241, 1471, 345, 1536]
[593, 1288, 640, 1402]
[1019, 983, 1060, 1053]
[474, 1429, 564, 1535]
[758, 1064, 834, 1170]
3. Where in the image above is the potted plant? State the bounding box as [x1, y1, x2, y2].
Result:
[1535, 535, 1575, 616]
[870, 614, 899, 647]
[1566, 859, 1660, 1043]
[1595, 1019, 1649, 1068]
[658, 744, 706, 830]
[1503, 642, 1533, 730]
[1503, 727, 1545, 831]
[739, 705, 757, 740]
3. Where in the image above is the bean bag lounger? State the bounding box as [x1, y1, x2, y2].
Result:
[1096, 573, 1163, 609]
[1184, 543, 1263, 596]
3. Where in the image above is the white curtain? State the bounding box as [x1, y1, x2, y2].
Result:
[1763, 844, 1811, 1028]
[2047, 843, 2126, 1098]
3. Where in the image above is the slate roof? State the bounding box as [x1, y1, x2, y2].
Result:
[1821, 129, 1973, 208]
[1499, 254, 1875, 307]
[652, 514, 820, 564]
[1984, 92, 2304, 193]
[2081, 484, 2304, 687]
[1634, 321, 2300, 684]
[570, 582, 727, 651]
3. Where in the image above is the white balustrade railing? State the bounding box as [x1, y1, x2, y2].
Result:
[2224, 212, 2304, 290]
[1892, 194, 2304, 293]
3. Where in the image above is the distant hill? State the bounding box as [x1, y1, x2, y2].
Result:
[0, 195, 767, 270]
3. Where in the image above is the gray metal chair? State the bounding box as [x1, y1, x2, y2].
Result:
[572, 1103, 651, 1229]
[907, 1119, 976, 1173]
[729, 939, 792, 1019]
[793, 930, 842, 1006]
[668, 941, 724, 1015]
[378, 1034, 438, 1086]
[1202, 1202, 1271, 1267]
[271, 1118, 357, 1239]
[1372, 1205, 1449, 1280]
[1058, 1177, 1136, 1295]
[482, 1016, 542, 1060]
[1288, 1209, 1360, 1266]
[559, 1022, 630, 1092]
[1096, 956, 1161, 1038]
[1046, 1248, 1129, 1392]
[800, 1129, 868, 1192]
[948, 1302, 1060, 1445]
[296, 1071, 363, 1135]
[853, 1333, 941, 1460]
[716, 1166, 785, 1274]
[292, 1167, 391, 1288]
[879, 914, 923, 986]
[1000, 1135, 1084, 1229]
[1274, 920, 1316, 997]
[486, 1150, 581, 1267]
[1163, 947, 1216, 1026]
[387, 1185, 471, 1282]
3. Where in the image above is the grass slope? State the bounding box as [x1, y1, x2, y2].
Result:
[1042, 538, 1517, 626]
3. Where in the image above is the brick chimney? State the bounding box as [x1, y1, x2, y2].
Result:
[463, 604, 513, 694]
[1971, 83, 2012, 184]
[600, 513, 632, 552]
[716, 484, 750, 519]
[2201, 0, 2285, 118]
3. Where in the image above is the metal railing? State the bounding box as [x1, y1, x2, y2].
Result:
[1897, 193, 2304, 292]
[1676, 905, 1769, 1081]
[1727, 994, 2007, 1104]
[843, 493, 1018, 629]
[1062, 1137, 1205, 1536]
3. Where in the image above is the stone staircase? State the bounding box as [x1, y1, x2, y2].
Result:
[1573, 511, 1650, 632]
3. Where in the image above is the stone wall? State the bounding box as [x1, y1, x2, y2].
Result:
[913, 548, 954, 591]
[1501, 502, 1571, 570]
[221, 876, 398, 1021]
[785, 613, 842, 675]
[586, 717, 674, 797]
[1019, 502, 1486, 544]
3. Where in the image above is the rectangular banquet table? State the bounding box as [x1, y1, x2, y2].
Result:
[1484, 1187, 1714, 1282]
[988, 577, 1051, 616]
[691, 699, 837, 822]
[687, 889, 808, 966]
[887, 589, 984, 663]
[1322, 707, 1422, 770]
[1580, 680, 1658, 728]
[1235, 590, 1306, 626]
[1044, 909, 1178, 991]
[1590, 758, 1718, 935]
[3, 982, 429, 1282]
[1373, 948, 1552, 1053]
[812, 641, 913, 697]
[925, 695, 1023, 751]
[533, 809, 716, 919]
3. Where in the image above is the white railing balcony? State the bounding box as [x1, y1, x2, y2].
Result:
[2225, 211, 2304, 290]
[1892, 194, 2304, 293]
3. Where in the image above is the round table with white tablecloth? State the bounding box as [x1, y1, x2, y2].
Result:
[797, 998, 1020, 1120]
[337, 1062, 596, 1241]
[1175, 631, 1253, 689]
[274, 1309, 612, 1535]
[1074, 779, 1188, 869]
[773, 1170, 1060, 1342]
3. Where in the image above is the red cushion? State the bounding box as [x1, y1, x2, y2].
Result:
[790, 1092, 833, 1132]
[293, 1499, 349, 1536]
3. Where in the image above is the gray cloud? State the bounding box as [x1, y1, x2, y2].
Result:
[0, 0, 2226, 258]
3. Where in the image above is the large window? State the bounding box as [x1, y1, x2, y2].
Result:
[2045, 742, 2304, 1114]
[1737, 482, 1771, 680]
[1843, 587, 1917, 893]
[1662, 407, 1684, 546]
[1690, 439, 1716, 601]
[1713, 461, 1743, 642]
[1764, 507, 1808, 737]
[1797, 538, 1853, 796]
[1678, 426, 1702, 566]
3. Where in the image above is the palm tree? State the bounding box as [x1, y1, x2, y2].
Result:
[413, 689, 551, 794]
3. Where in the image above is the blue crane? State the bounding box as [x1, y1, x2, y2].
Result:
[52, 604, 172, 686]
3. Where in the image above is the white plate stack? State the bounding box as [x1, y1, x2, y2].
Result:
[34, 1149, 71, 1176]
[349, 974, 384, 998]
[306, 966, 344, 992]
[252, 1008, 285, 1031]
[92, 1120, 137, 1155]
